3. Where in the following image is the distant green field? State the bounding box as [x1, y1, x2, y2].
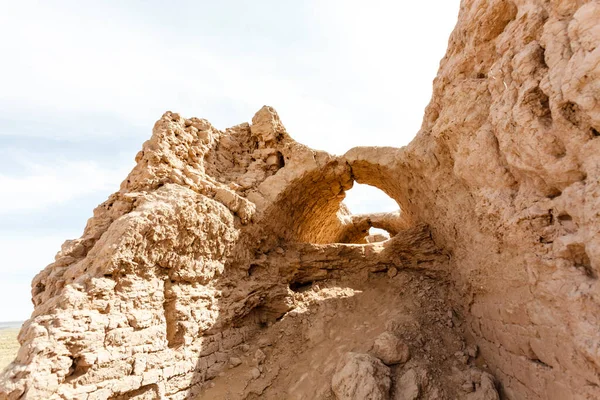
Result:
[0, 329, 19, 370]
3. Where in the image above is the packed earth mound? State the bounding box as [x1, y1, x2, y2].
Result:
[2, 0, 600, 399]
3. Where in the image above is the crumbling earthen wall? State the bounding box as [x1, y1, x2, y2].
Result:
[1, 0, 599, 399]
[0, 106, 420, 399]
[368, 0, 599, 398]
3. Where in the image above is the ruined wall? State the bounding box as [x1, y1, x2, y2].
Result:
[0, 107, 412, 399]
[365, 0, 599, 398]
[1, 0, 600, 399]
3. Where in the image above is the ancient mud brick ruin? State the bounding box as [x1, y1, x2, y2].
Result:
[2, 0, 600, 399]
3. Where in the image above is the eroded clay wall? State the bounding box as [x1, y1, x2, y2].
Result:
[1, 1, 599, 399]
[369, 1, 599, 398]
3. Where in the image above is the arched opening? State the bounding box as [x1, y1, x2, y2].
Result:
[366, 227, 390, 243]
[342, 183, 400, 243]
[343, 183, 399, 215]
[257, 159, 410, 245]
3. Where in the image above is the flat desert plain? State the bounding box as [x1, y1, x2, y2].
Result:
[0, 328, 19, 370]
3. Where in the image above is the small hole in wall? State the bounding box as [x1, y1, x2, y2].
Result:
[248, 264, 260, 276]
[289, 281, 314, 293]
[529, 358, 552, 369]
[538, 45, 548, 69]
[64, 355, 92, 382]
[276, 151, 285, 167]
[366, 227, 390, 243]
[546, 188, 562, 199]
[563, 243, 597, 279]
[592, 128, 600, 137]
[68, 357, 77, 374]
[557, 213, 572, 222]
[560, 101, 581, 127]
[34, 282, 46, 295]
[522, 87, 552, 127]
[266, 151, 285, 172]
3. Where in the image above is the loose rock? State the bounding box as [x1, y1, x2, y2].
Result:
[372, 332, 410, 365]
[395, 369, 420, 400]
[331, 352, 391, 400]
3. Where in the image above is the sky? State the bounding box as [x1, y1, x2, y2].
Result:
[0, 0, 460, 322]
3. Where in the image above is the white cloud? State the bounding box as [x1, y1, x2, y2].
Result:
[344, 183, 399, 215]
[0, 283, 33, 322]
[0, 234, 77, 322]
[0, 160, 129, 214]
[0, 1, 459, 152]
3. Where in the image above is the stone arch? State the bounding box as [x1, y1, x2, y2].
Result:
[257, 158, 353, 244]
[257, 147, 412, 245]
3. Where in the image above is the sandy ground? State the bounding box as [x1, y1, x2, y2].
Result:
[197, 270, 485, 399]
[0, 329, 19, 371]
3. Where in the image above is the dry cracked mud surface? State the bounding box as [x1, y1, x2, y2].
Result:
[2, 0, 600, 399]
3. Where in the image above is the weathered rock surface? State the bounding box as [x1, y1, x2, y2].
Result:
[331, 352, 391, 400]
[1, 0, 600, 399]
[371, 332, 411, 366]
[389, 1, 600, 398]
[466, 372, 501, 400]
[394, 368, 421, 400]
